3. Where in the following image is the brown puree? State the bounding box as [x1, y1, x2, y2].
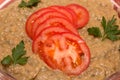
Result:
[0, 0, 120, 80]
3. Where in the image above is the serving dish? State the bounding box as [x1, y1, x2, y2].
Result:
[0, 0, 120, 80]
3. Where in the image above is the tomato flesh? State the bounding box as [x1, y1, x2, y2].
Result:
[25, 7, 55, 39]
[34, 17, 78, 38]
[49, 5, 74, 24]
[33, 32, 90, 75]
[25, 4, 90, 75]
[67, 4, 89, 29]
[32, 11, 72, 39]
[32, 26, 71, 53]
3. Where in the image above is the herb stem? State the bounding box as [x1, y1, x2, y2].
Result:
[1, 41, 29, 67]
[87, 15, 120, 41]
[102, 33, 107, 41]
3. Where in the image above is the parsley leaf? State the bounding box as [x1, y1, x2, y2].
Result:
[18, 0, 26, 8]
[15, 57, 29, 65]
[18, 0, 40, 8]
[12, 41, 27, 65]
[87, 27, 102, 37]
[87, 16, 120, 41]
[1, 41, 29, 67]
[1, 55, 12, 66]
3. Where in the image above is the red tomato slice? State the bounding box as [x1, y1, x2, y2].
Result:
[66, 7, 78, 26]
[32, 11, 71, 39]
[32, 26, 71, 53]
[33, 32, 90, 75]
[67, 4, 89, 29]
[25, 7, 55, 39]
[49, 5, 77, 25]
[33, 17, 78, 39]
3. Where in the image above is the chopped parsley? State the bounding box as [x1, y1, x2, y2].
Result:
[1, 41, 29, 67]
[87, 16, 120, 41]
[18, 0, 40, 8]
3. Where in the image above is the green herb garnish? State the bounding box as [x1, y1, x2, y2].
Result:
[18, 0, 40, 8]
[87, 27, 102, 37]
[1, 41, 29, 67]
[87, 16, 120, 41]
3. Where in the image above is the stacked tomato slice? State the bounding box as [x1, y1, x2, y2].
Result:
[25, 4, 90, 75]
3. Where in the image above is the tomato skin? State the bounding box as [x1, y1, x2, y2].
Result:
[25, 7, 55, 39]
[32, 11, 72, 39]
[32, 26, 71, 53]
[34, 17, 78, 38]
[26, 4, 90, 39]
[57, 32, 90, 75]
[62, 41, 90, 75]
[67, 4, 89, 29]
[25, 4, 90, 75]
[33, 32, 90, 75]
[35, 26, 71, 40]
[49, 5, 77, 25]
[66, 7, 78, 26]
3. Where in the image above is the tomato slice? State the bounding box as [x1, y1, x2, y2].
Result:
[49, 5, 77, 25]
[32, 11, 72, 39]
[67, 4, 89, 29]
[33, 32, 90, 75]
[33, 17, 78, 38]
[25, 7, 55, 39]
[32, 26, 71, 53]
[66, 7, 78, 26]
